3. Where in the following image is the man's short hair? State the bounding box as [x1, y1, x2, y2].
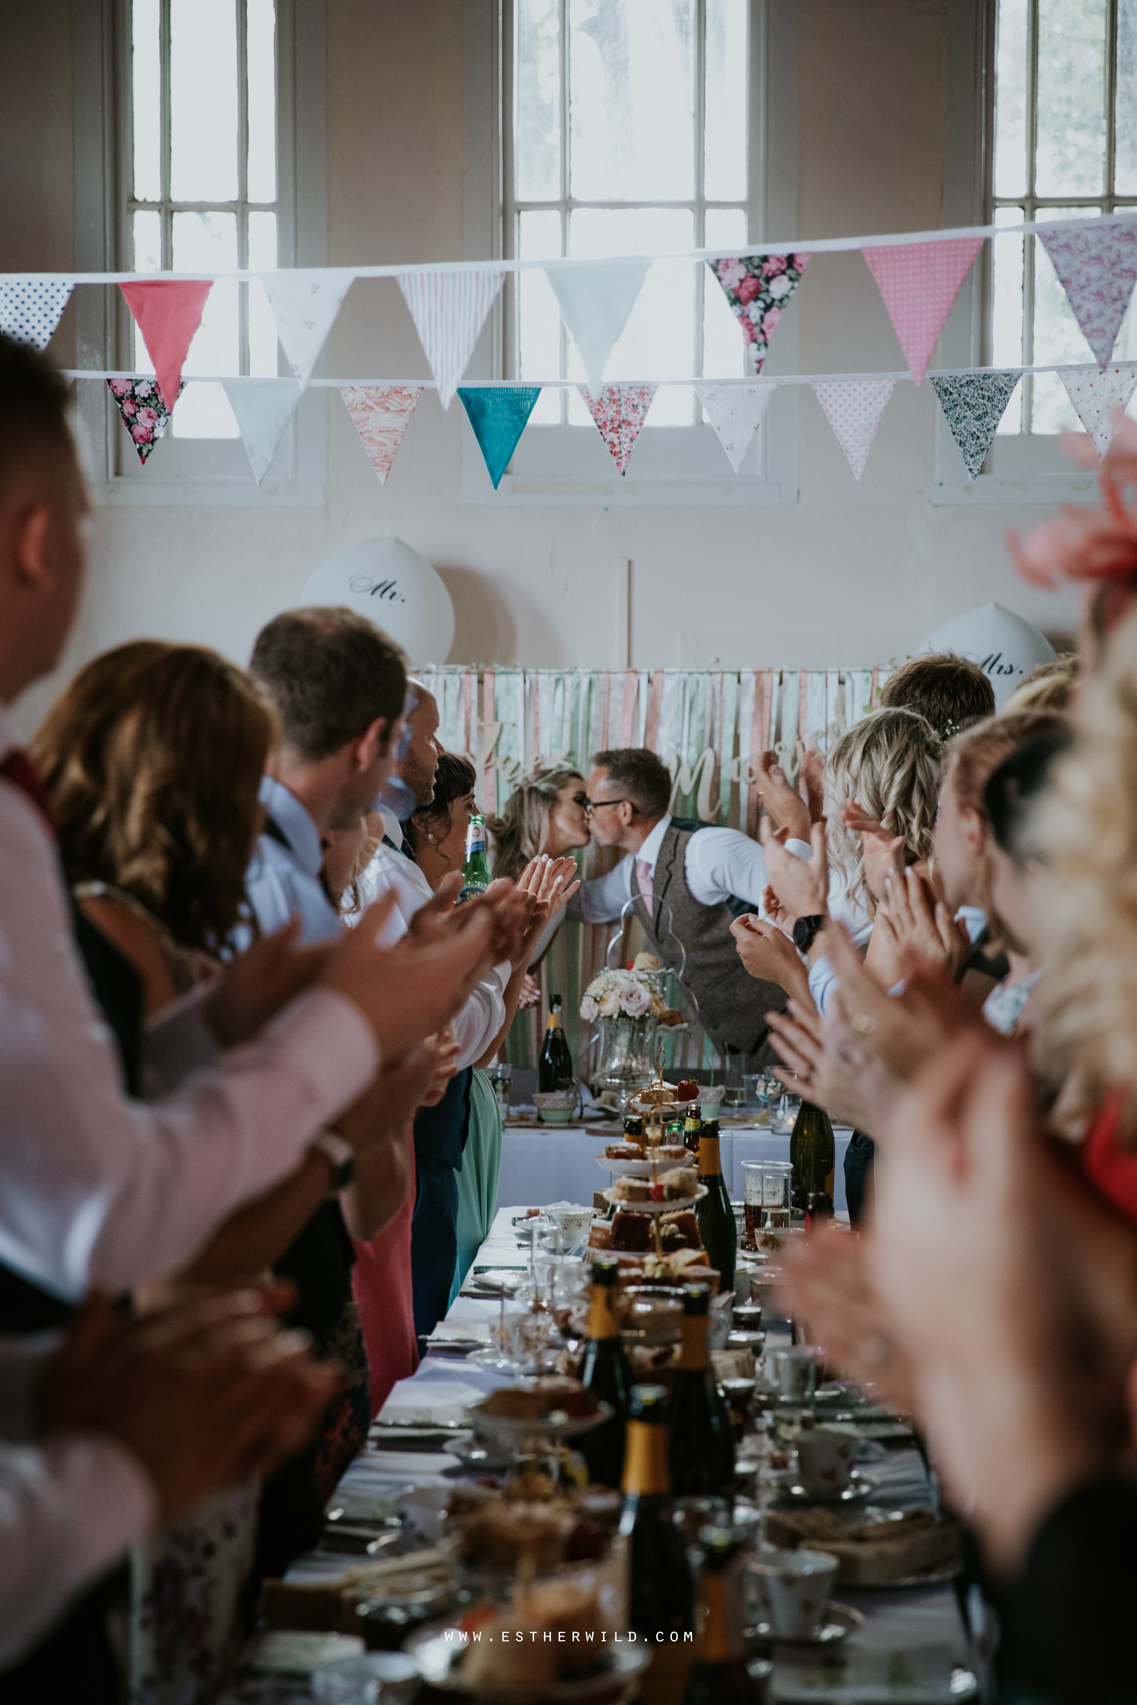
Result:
[879, 652, 996, 738]
[250, 607, 407, 762]
[591, 747, 672, 817]
[0, 334, 73, 500]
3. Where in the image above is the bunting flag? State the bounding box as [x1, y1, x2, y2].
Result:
[812, 377, 895, 481]
[862, 237, 983, 387]
[1059, 363, 1137, 458]
[221, 377, 302, 484]
[119, 279, 213, 411]
[706, 253, 810, 373]
[458, 386, 542, 488]
[259, 269, 356, 388]
[579, 383, 656, 475]
[545, 260, 652, 392]
[0, 279, 73, 351]
[930, 372, 1021, 478]
[1037, 222, 1137, 368]
[694, 382, 775, 473]
[397, 268, 504, 410]
[339, 383, 423, 484]
[107, 376, 182, 464]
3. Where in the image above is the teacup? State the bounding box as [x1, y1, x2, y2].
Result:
[772, 1344, 823, 1401]
[748, 1548, 838, 1639]
[795, 1425, 856, 1496]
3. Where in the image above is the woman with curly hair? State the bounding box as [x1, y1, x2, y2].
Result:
[487, 765, 590, 883]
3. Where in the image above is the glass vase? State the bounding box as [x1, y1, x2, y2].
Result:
[591, 1012, 659, 1102]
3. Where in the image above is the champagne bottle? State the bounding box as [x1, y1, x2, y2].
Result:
[538, 995, 575, 1093]
[577, 1256, 633, 1487]
[458, 813, 492, 901]
[682, 1527, 764, 1705]
[789, 1101, 835, 1220]
[694, 1120, 737, 1293]
[619, 1385, 692, 1640]
[668, 1284, 736, 1497]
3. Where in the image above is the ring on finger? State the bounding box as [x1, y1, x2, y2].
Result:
[850, 1013, 876, 1036]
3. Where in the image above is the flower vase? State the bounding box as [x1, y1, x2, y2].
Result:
[591, 1013, 659, 1102]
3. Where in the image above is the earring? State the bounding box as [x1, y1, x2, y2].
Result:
[426, 832, 434, 840]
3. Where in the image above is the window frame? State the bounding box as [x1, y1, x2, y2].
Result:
[72, 0, 328, 506]
[461, 0, 802, 507]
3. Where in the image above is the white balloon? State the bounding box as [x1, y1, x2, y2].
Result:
[299, 537, 455, 664]
[917, 601, 1056, 710]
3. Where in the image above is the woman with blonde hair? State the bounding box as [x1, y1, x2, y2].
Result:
[488, 765, 590, 884]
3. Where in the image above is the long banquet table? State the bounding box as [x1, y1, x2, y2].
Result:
[285, 1205, 970, 1700]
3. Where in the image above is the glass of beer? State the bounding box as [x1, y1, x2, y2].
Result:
[741, 1160, 795, 1248]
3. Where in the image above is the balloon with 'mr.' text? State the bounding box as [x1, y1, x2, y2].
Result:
[300, 537, 455, 664]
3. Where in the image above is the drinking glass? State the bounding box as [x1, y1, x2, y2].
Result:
[487, 1062, 513, 1115]
[741, 1160, 794, 1247]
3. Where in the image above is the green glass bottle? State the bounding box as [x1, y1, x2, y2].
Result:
[668, 1284, 736, 1497]
[577, 1256, 633, 1487]
[619, 1385, 693, 1641]
[682, 1527, 765, 1705]
[789, 1101, 835, 1221]
[694, 1120, 737, 1293]
[458, 813, 492, 901]
[538, 994, 575, 1092]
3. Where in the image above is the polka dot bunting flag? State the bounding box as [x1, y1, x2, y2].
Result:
[1059, 364, 1137, 459]
[811, 378, 896, 482]
[0, 279, 73, 351]
[862, 237, 983, 387]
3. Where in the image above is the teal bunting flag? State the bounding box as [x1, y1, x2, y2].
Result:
[458, 385, 542, 488]
[930, 372, 1021, 478]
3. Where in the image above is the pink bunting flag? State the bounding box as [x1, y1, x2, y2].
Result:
[862, 237, 983, 386]
[119, 279, 213, 412]
[579, 384, 656, 475]
[339, 384, 424, 484]
[1038, 221, 1137, 368]
[812, 378, 896, 481]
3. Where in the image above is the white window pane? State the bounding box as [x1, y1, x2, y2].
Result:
[519, 210, 563, 422]
[569, 0, 695, 201]
[248, 209, 278, 271]
[1035, 0, 1107, 197]
[1116, 0, 1137, 193]
[702, 208, 747, 382]
[568, 208, 693, 424]
[1031, 209, 1089, 434]
[172, 383, 240, 438]
[704, 0, 747, 201]
[172, 212, 239, 435]
[992, 208, 1024, 433]
[247, 0, 277, 202]
[515, 0, 562, 201]
[131, 211, 162, 373]
[132, 0, 161, 202]
[1031, 370, 1080, 434]
[170, 0, 238, 201]
[248, 212, 279, 377]
[993, 0, 1028, 199]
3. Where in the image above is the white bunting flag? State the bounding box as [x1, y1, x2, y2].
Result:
[694, 382, 775, 473]
[546, 260, 652, 392]
[1059, 363, 1137, 458]
[259, 269, 356, 388]
[397, 268, 505, 410]
[812, 378, 896, 481]
[0, 279, 73, 351]
[221, 378, 303, 484]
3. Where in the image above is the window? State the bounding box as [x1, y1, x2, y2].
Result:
[126, 0, 280, 439]
[990, 0, 1137, 436]
[506, 0, 751, 427]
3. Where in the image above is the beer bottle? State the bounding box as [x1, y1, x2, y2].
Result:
[668, 1284, 735, 1497]
[538, 994, 575, 1093]
[682, 1527, 765, 1705]
[683, 1104, 703, 1154]
[458, 813, 492, 900]
[789, 1101, 835, 1221]
[694, 1119, 737, 1293]
[577, 1256, 633, 1487]
[619, 1385, 692, 1640]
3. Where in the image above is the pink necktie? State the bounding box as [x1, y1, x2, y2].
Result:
[635, 858, 654, 907]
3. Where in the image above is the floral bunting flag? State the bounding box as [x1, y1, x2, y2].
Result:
[706, 253, 810, 373]
[1059, 363, 1137, 458]
[107, 376, 182, 463]
[811, 378, 895, 481]
[118, 279, 213, 411]
[862, 237, 983, 386]
[397, 268, 505, 410]
[458, 386, 542, 488]
[259, 269, 356, 388]
[929, 372, 1021, 477]
[693, 382, 775, 473]
[1038, 221, 1137, 367]
[579, 384, 656, 475]
[545, 260, 652, 391]
[0, 279, 73, 351]
[339, 384, 424, 484]
[221, 378, 302, 484]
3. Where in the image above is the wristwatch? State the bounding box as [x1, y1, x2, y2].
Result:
[792, 914, 828, 955]
[311, 1129, 355, 1193]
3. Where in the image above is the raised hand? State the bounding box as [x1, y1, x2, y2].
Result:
[730, 913, 813, 1007]
[800, 748, 826, 824]
[820, 921, 966, 1085]
[765, 996, 900, 1133]
[843, 799, 906, 906]
[754, 749, 811, 842]
[205, 919, 335, 1046]
[876, 866, 970, 979]
[778, 1225, 918, 1416]
[760, 815, 830, 922]
[514, 855, 580, 964]
[762, 883, 795, 935]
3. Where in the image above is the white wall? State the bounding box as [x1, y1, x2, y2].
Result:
[3, 0, 1080, 739]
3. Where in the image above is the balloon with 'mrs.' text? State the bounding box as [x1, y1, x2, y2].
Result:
[299, 538, 455, 664]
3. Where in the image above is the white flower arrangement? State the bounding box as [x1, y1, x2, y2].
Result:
[580, 965, 668, 1024]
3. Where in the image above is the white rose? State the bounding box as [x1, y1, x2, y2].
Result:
[580, 995, 598, 1022]
[768, 274, 791, 299]
[623, 984, 651, 1018]
[598, 989, 621, 1017]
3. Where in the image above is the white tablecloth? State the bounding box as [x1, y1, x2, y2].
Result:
[496, 1125, 856, 1213]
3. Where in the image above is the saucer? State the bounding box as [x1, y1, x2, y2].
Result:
[776, 1470, 880, 1504]
[747, 1600, 864, 1648]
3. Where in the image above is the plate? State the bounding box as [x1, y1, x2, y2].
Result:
[406, 1619, 651, 1700]
[594, 1152, 692, 1177]
[465, 1397, 613, 1452]
[775, 1471, 881, 1505]
[601, 1184, 707, 1215]
[771, 1660, 977, 1702]
[464, 1269, 528, 1298]
[747, 1599, 864, 1648]
[847, 1563, 962, 1591]
[466, 1347, 563, 1376]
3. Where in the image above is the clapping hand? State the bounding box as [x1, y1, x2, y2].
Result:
[205, 920, 335, 1047]
[765, 995, 901, 1133]
[729, 912, 813, 1007]
[514, 855, 580, 965]
[778, 1225, 918, 1416]
[755, 750, 812, 842]
[875, 866, 970, 981]
[760, 815, 830, 922]
[842, 798, 907, 906]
